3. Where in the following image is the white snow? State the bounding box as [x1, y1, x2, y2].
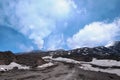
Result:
[0, 62, 30, 71]
[52, 57, 120, 76]
[0, 68, 6, 71]
[82, 53, 88, 55]
[80, 63, 120, 76]
[105, 41, 115, 47]
[42, 56, 53, 59]
[79, 58, 120, 76]
[68, 52, 71, 55]
[89, 58, 120, 67]
[38, 62, 54, 68]
[52, 57, 80, 64]
[43, 56, 120, 76]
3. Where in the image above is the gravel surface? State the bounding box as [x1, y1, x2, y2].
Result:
[0, 62, 120, 80]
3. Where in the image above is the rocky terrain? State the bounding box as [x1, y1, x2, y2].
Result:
[0, 62, 120, 80]
[0, 41, 120, 80]
[0, 51, 15, 65]
[51, 41, 120, 61]
[0, 51, 46, 67]
[11, 41, 120, 62]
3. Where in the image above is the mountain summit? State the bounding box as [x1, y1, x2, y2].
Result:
[105, 41, 120, 48]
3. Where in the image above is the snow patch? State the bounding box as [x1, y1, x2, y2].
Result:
[38, 62, 54, 68]
[90, 58, 120, 67]
[80, 64, 120, 76]
[42, 56, 53, 59]
[79, 58, 120, 76]
[52, 57, 80, 64]
[0, 62, 30, 71]
[68, 52, 71, 55]
[105, 41, 116, 47]
[42, 56, 120, 76]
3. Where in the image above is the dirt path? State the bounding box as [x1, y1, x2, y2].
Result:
[0, 62, 120, 80]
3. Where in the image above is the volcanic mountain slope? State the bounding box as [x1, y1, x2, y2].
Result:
[0, 41, 120, 80]
[15, 53, 46, 67]
[13, 41, 120, 62]
[51, 41, 120, 61]
[1, 41, 120, 66]
[0, 51, 46, 67]
[0, 51, 15, 65]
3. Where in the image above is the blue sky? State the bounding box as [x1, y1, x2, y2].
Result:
[0, 0, 120, 52]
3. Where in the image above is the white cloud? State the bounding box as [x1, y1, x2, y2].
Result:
[46, 34, 65, 50]
[0, 0, 77, 49]
[67, 19, 120, 49]
[19, 44, 34, 52]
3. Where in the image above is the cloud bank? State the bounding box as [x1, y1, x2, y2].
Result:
[1, 0, 120, 52]
[0, 0, 76, 50]
[46, 34, 65, 50]
[67, 18, 120, 49]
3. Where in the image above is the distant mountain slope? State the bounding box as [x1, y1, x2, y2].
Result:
[51, 41, 120, 61]
[0, 41, 120, 66]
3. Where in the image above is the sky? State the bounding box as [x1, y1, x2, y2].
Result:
[0, 0, 120, 53]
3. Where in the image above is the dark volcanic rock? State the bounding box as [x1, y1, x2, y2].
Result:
[0, 51, 46, 67]
[15, 54, 46, 67]
[0, 51, 15, 65]
[108, 41, 120, 54]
